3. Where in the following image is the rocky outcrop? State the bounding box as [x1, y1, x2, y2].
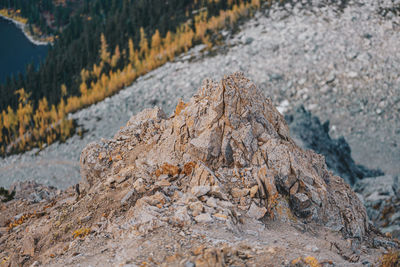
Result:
[0, 73, 396, 267]
[355, 175, 400, 239]
[80, 73, 368, 238]
[285, 106, 384, 185]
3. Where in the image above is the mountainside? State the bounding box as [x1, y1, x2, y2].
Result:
[0, 0, 399, 263]
[0, 0, 398, 188]
[1, 73, 397, 266]
[0, 0, 262, 156]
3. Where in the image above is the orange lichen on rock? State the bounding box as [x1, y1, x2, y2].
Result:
[155, 163, 180, 177]
[174, 99, 188, 116]
[1, 257, 9, 265]
[291, 256, 321, 267]
[72, 228, 91, 239]
[182, 162, 196, 176]
[8, 213, 34, 230]
[380, 249, 400, 267]
[98, 152, 107, 160]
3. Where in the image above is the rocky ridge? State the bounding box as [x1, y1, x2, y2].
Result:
[0, 0, 399, 189]
[0, 74, 397, 266]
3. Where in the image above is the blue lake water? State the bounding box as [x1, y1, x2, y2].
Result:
[0, 16, 48, 83]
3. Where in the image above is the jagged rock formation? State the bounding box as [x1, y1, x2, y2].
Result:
[355, 175, 400, 239]
[285, 106, 384, 185]
[0, 74, 397, 267]
[81, 73, 367, 238]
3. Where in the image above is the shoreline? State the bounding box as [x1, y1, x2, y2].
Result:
[0, 14, 51, 46]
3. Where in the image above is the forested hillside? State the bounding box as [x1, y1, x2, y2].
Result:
[0, 0, 80, 39]
[0, 0, 265, 156]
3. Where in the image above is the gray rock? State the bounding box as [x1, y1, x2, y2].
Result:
[184, 262, 195, 267]
[194, 213, 213, 223]
[291, 193, 311, 211]
[326, 72, 336, 84]
[121, 189, 136, 205]
[191, 186, 211, 197]
[354, 175, 400, 238]
[247, 203, 267, 220]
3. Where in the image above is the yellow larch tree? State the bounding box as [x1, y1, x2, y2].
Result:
[15, 88, 33, 147]
[111, 45, 121, 68]
[151, 29, 161, 53]
[0, 112, 3, 144]
[163, 31, 175, 61]
[33, 97, 50, 141]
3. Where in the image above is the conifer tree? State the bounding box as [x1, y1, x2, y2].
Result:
[100, 33, 111, 64]
[0, 113, 3, 143]
[139, 27, 149, 58]
[111, 45, 121, 68]
[128, 38, 135, 63]
[151, 29, 161, 52]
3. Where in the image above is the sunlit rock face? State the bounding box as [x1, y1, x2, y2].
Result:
[81, 73, 368, 238]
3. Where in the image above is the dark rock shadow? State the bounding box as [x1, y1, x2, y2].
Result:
[285, 106, 383, 185]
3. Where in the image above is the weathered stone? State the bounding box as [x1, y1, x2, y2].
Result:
[105, 176, 115, 187]
[247, 202, 267, 220]
[194, 213, 213, 223]
[249, 185, 258, 198]
[354, 175, 400, 238]
[209, 186, 228, 200]
[231, 188, 249, 198]
[126, 106, 166, 127]
[290, 193, 311, 212]
[80, 142, 112, 188]
[0, 227, 7, 236]
[7, 181, 58, 204]
[213, 213, 228, 221]
[173, 206, 191, 223]
[79, 215, 92, 223]
[121, 189, 135, 205]
[22, 235, 35, 256]
[191, 186, 210, 197]
[189, 202, 204, 217]
[133, 178, 146, 194]
[206, 197, 217, 208]
[289, 182, 299, 195]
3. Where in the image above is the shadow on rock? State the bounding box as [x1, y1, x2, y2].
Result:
[285, 106, 383, 185]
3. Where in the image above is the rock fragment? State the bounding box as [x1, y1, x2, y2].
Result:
[194, 213, 213, 223]
[247, 203, 267, 220]
[191, 186, 210, 197]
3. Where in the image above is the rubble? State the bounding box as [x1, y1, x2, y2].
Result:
[354, 175, 400, 239]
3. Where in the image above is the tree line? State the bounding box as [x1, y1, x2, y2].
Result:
[0, 0, 268, 156]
